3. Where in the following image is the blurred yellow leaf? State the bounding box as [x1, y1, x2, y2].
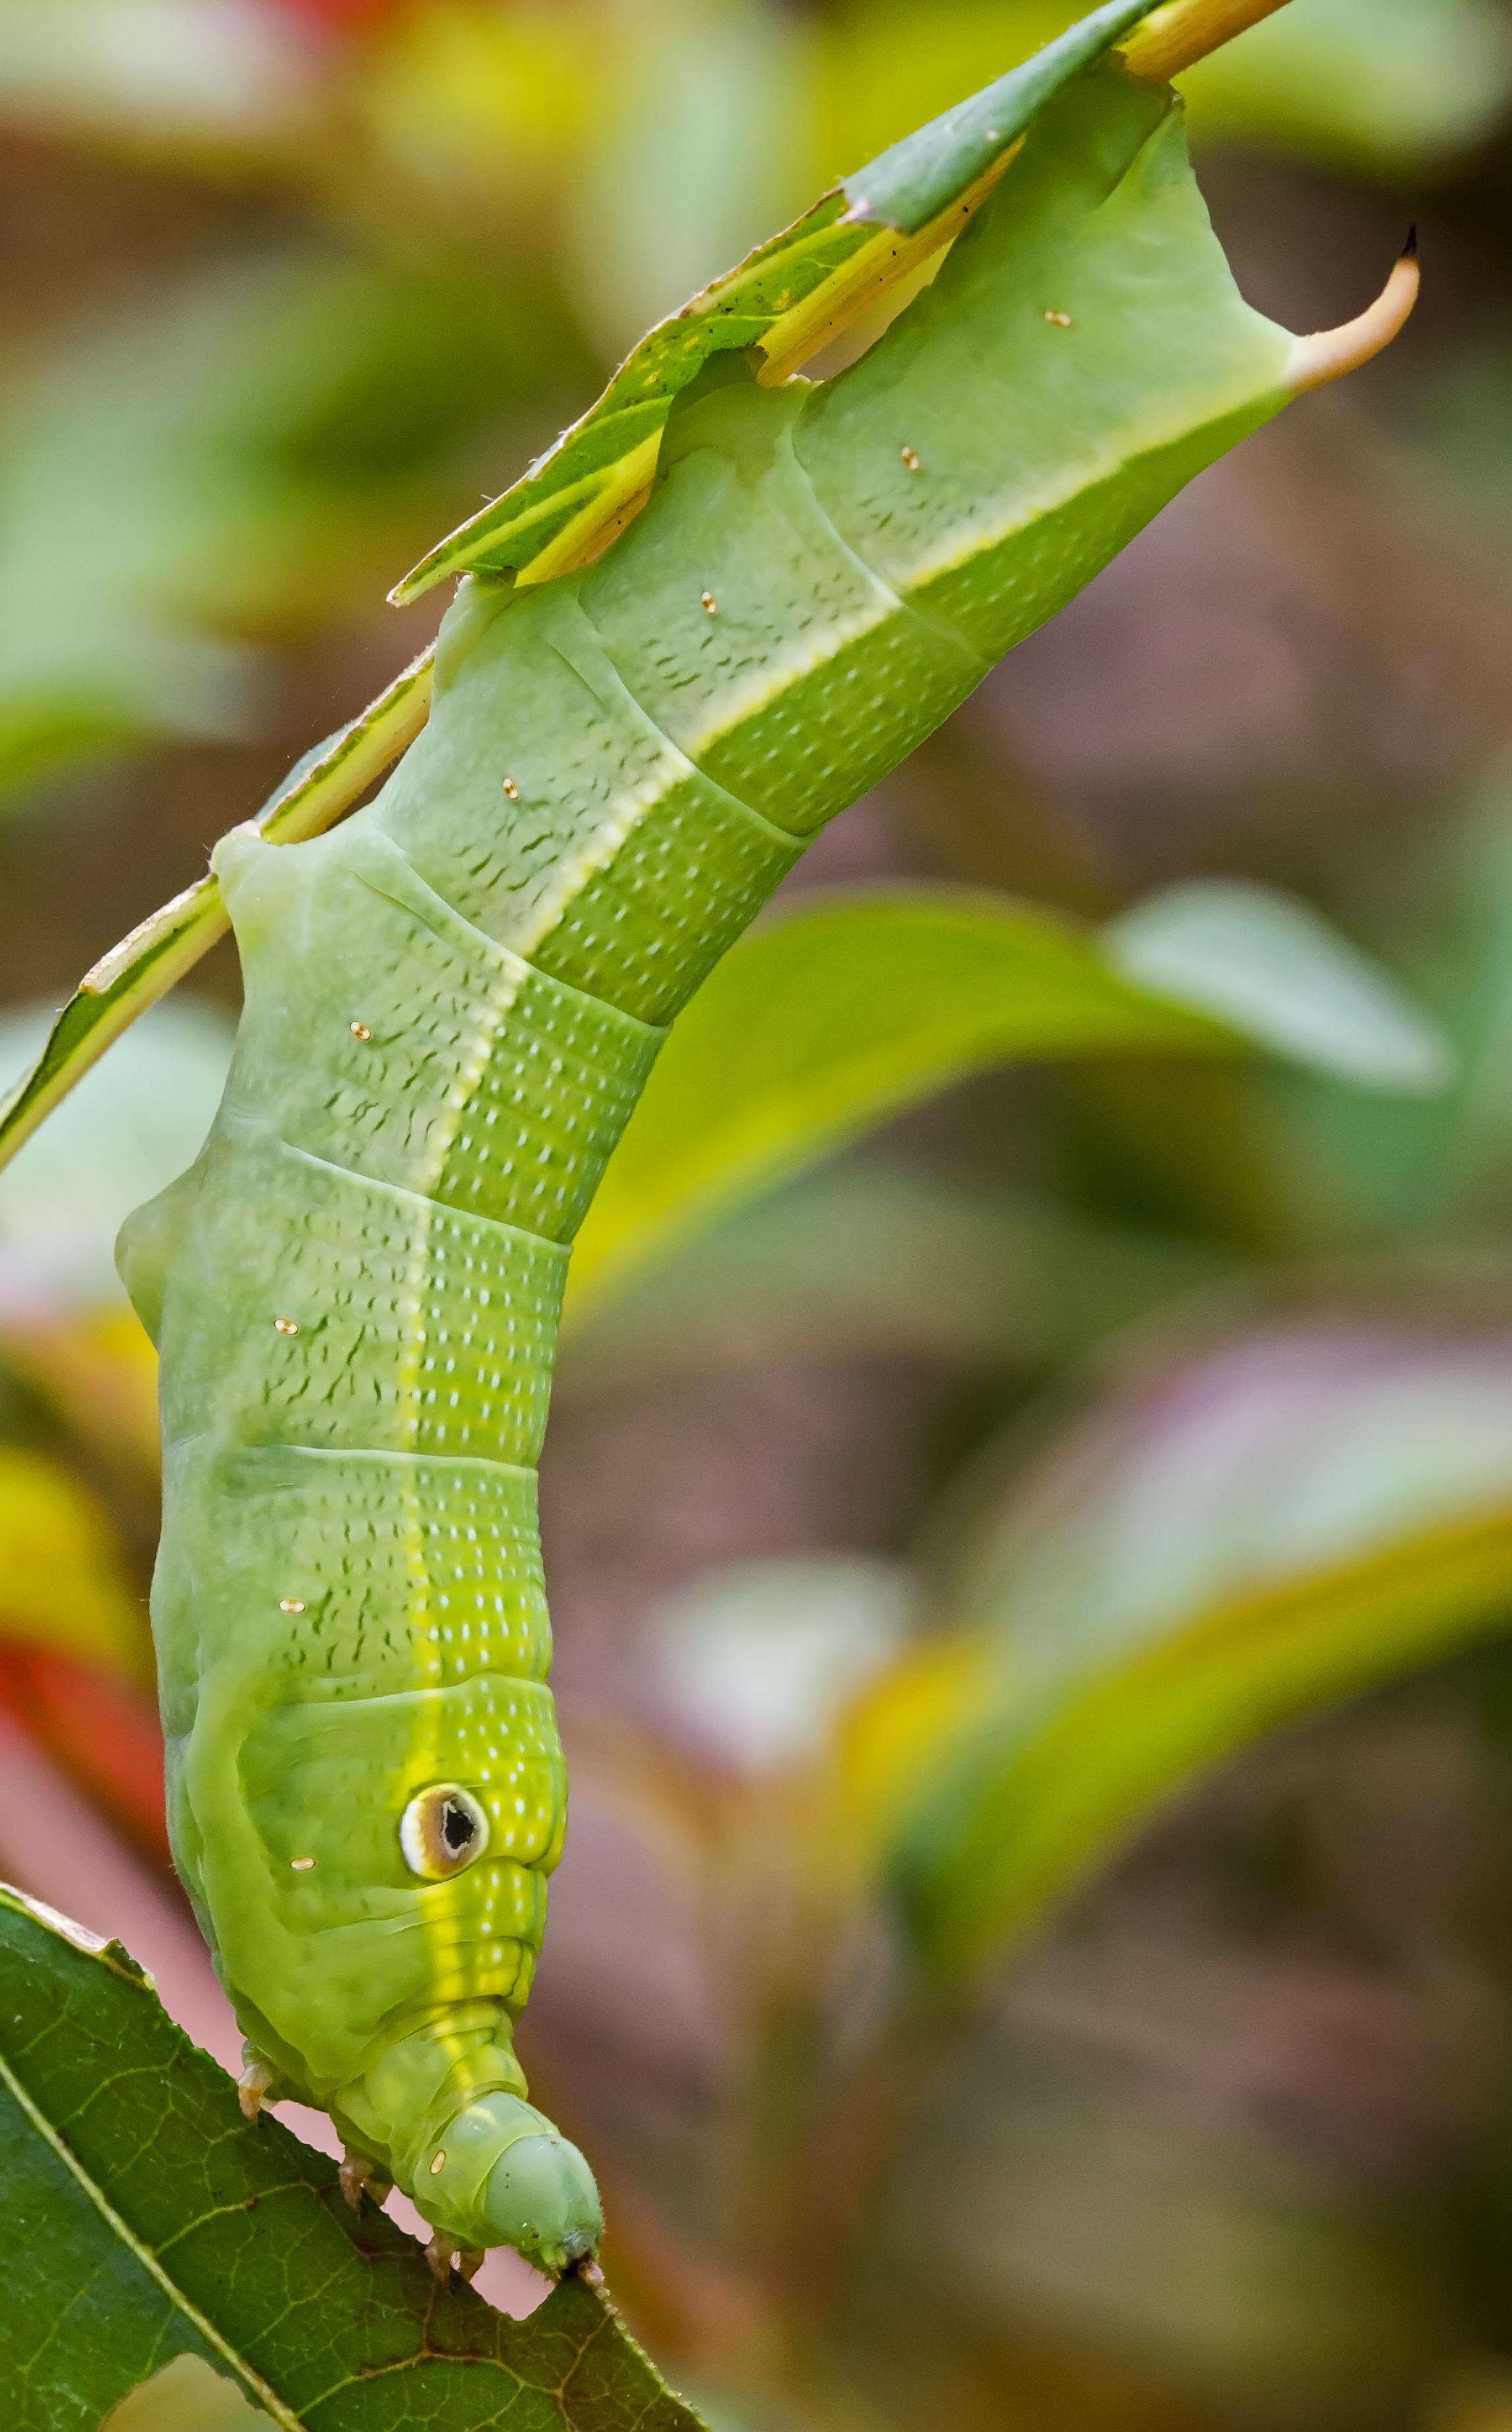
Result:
[358, 1, 605, 203]
[830, 1630, 997, 1866]
[892, 1493, 1512, 1983]
[0, 1447, 149, 1682]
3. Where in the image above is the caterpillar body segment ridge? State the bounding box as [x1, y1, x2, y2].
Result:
[120, 57, 1384, 2270]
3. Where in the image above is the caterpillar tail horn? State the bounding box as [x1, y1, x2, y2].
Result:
[1286, 230, 1420, 394]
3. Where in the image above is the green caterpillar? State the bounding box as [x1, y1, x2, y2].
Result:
[117, 29, 1405, 2280]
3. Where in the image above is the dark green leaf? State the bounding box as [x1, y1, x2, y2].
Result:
[0, 1884, 706, 2432]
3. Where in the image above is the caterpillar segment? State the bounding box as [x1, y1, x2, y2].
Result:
[118, 58, 1409, 2271]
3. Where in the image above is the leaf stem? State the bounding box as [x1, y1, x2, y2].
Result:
[1118, 0, 1292, 84]
[0, 650, 431, 1177]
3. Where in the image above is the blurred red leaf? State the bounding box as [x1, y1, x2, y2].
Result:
[0, 1647, 168, 1872]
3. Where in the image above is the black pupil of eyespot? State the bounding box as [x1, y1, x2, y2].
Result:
[441, 1800, 474, 1852]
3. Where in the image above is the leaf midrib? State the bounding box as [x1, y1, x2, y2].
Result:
[0, 2041, 302, 2431]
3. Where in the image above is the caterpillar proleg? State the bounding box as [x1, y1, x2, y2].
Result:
[116, 31, 1410, 2275]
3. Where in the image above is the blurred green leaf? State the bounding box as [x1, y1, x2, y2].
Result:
[1178, 0, 1512, 170]
[1105, 879, 1454, 1097]
[559, 1165, 1222, 1388]
[885, 1324, 1512, 1981]
[1223, 782, 1512, 1252]
[566, 886, 1447, 1317]
[0, 1883, 706, 2431]
[0, 252, 563, 798]
[0, 1000, 233, 1309]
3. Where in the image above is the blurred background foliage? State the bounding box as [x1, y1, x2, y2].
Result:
[12, 1, 1512, 2427]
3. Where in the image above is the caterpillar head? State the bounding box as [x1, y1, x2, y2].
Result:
[425, 2091, 602, 2276]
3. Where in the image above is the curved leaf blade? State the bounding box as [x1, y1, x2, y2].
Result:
[890, 1500, 1512, 1983]
[0, 1884, 704, 2432]
[565, 887, 1445, 1317]
[1104, 879, 1454, 1094]
[842, 0, 1150, 228]
[881, 1325, 1512, 1983]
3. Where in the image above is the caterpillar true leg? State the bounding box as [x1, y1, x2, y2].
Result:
[339, 2147, 393, 2213]
[426, 2233, 486, 2285]
[237, 2060, 278, 2124]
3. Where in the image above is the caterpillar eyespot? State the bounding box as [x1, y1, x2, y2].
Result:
[349, 1021, 373, 1042]
[273, 1315, 299, 1336]
[400, 1784, 489, 1880]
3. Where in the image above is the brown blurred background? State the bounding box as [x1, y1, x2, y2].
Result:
[12, 4, 1512, 2427]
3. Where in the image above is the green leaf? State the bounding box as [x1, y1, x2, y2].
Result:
[1104, 879, 1454, 1097]
[885, 1325, 1512, 1983]
[564, 887, 1446, 1317]
[388, 0, 1154, 603]
[0, 1883, 706, 2432]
